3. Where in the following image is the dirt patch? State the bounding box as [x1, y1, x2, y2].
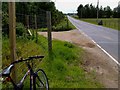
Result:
[83, 48, 118, 88]
[38, 29, 118, 88]
[85, 43, 95, 48]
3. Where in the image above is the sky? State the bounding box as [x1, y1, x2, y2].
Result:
[52, 0, 119, 14]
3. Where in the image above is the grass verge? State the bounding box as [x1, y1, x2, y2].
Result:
[2, 34, 103, 88]
[74, 16, 119, 31]
[52, 17, 76, 31]
[38, 17, 76, 32]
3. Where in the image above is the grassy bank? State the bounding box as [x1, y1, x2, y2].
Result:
[2, 34, 103, 88]
[74, 16, 119, 31]
[52, 17, 76, 31]
[39, 17, 76, 32]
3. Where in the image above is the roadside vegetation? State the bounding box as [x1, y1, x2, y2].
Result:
[74, 16, 119, 30]
[52, 17, 76, 31]
[74, 3, 120, 31]
[2, 2, 104, 89]
[2, 9, 103, 89]
[82, 18, 119, 30]
[2, 34, 103, 88]
[77, 3, 120, 18]
[39, 17, 76, 32]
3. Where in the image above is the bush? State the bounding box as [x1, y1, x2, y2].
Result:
[16, 23, 26, 36]
[52, 18, 75, 31]
[2, 12, 9, 36]
[98, 20, 103, 25]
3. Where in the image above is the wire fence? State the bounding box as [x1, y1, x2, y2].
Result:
[15, 11, 48, 84]
[2, 6, 51, 87]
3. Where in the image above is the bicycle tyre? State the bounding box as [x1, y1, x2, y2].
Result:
[35, 69, 49, 90]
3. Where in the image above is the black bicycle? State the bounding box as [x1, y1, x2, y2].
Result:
[0, 55, 49, 90]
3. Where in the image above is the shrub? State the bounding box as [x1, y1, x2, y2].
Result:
[16, 23, 26, 36]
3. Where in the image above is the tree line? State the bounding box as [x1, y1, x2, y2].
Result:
[77, 3, 120, 18]
[2, 2, 65, 30]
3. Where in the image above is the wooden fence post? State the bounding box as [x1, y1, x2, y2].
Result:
[46, 11, 52, 55]
[25, 15, 29, 38]
[9, 2, 16, 83]
[26, 15, 29, 29]
[35, 14, 38, 43]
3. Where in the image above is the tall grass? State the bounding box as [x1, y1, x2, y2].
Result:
[74, 16, 119, 31]
[2, 34, 103, 88]
[52, 17, 76, 31]
[38, 17, 76, 32]
[44, 40, 103, 88]
[81, 18, 119, 30]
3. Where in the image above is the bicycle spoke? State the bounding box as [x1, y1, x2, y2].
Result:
[36, 75, 45, 87]
[35, 69, 49, 90]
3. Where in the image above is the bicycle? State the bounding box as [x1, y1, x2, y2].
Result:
[0, 55, 49, 90]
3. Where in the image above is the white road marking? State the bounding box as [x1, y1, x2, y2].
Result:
[69, 17, 120, 66]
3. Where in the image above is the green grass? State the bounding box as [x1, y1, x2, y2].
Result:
[2, 34, 103, 88]
[52, 17, 76, 31]
[74, 16, 119, 31]
[38, 17, 76, 32]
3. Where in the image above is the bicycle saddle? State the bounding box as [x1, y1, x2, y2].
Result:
[1, 64, 14, 76]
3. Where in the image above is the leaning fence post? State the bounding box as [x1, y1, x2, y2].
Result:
[9, 2, 16, 83]
[46, 11, 52, 55]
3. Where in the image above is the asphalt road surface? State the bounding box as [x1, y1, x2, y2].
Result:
[68, 16, 119, 65]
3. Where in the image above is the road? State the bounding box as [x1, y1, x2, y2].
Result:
[68, 16, 119, 65]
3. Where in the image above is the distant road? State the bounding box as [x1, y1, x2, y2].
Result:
[68, 16, 119, 65]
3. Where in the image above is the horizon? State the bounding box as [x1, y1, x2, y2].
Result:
[53, 0, 119, 14]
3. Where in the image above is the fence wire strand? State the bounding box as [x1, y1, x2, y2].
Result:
[2, 7, 48, 86]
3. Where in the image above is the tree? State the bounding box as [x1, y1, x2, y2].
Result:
[99, 6, 104, 18]
[104, 6, 112, 18]
[3, 2, 65, 26]
[2, 3, 9, 35]
[77, 4, 97, 18]
[77, 3, 119, 18]
[84, 4, 90, 18]
[89, 4, 94, 18]
[118, 3, 120, 18]
[77, 4, 83, 18]
[113, 7, 118, 18]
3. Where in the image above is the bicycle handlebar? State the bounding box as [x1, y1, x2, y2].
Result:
[11, 55, 44, 64]
[0, 55, 44, 81]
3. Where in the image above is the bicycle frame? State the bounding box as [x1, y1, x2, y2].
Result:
[9, 61, 35, 90]
[1, 55, 44, 90]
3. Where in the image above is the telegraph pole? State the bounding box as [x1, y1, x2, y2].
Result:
[97, 0, 99, 21]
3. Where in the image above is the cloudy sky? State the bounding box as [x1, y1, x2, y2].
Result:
[52, 0, 119, 13]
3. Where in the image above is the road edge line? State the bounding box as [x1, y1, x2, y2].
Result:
[80, 27, 120, 66]
[68, 17, 120, 66]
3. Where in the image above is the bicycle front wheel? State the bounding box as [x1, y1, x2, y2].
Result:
[35, 69, 49, 90]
